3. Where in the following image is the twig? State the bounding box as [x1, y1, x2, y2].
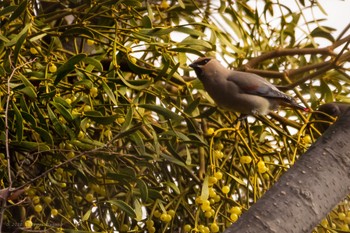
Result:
[0, 58, 36, 232]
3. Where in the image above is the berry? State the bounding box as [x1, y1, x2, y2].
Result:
[49, 63, 57, 73]
[230, 213, 238, 222]
[51, 208, 58, 216]
[24, 220, 33, 228]
[85, 193, 94, 202]
[183, 224, 191, 232]
[240, 155, 252, 164]
[207, 128, 215, 135]
[214, 171, 223, 180]
[210, 222, 220, 232]
[222, 185, 230, 194]
[34, 204, 43, 213]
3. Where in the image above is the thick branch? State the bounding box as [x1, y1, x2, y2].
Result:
[224, 108, 350, 233]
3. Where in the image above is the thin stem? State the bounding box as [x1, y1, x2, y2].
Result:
[0, 58, 36, 233]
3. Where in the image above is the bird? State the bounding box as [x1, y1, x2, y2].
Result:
[189, 57, 309, 116]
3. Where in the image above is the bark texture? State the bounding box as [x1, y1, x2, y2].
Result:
[224, 108, 350, 233]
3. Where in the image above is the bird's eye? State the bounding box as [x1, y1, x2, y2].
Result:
[197, 58, 211, 65]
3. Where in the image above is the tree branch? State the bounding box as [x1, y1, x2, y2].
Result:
[224, 108, 350, 233]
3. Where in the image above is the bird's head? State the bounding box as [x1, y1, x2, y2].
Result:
[189, 57, 213, 78]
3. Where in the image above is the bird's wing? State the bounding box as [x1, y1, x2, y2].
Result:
[227, 71, 290, 100]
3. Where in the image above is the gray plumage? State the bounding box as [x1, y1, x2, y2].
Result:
[190, 57, 308, 115]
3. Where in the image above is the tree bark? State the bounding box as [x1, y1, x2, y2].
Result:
[224, 108, 350, 233]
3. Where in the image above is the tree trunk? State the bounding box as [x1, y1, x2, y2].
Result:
[224, 108, 350, 233]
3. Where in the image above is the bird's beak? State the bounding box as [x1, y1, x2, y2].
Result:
[189, 63, 197, 68]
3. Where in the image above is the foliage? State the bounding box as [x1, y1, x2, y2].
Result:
[0, 0, 350, 232]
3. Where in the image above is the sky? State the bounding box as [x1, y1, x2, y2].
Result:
[317, 0, 350, 38]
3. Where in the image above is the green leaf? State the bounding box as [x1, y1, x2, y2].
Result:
[61, 27, 94, 38]
[21, 111, 36, 126]
[5, 24, 30, 47]
[84, 57, 103, 72]
[13, 31, 27, 66]
[50, 101, 73, 122]
[134, 199, 143, 221]
[117, 70, 151, 90]
[10, 141, 50, 152]
[226, 172, 246, 186]
[84, 111, 119, 125]
[107, 200, 136, 219]
[126, 57, 154, 75]
[34, 126, 54, 145]
[166, 181, 180, 194]
[12, 103, 23, 142]
[0, 6, 17, 18]
[142, 15, 152, 28]
[138, 104, 182, 121]
[54, 54, 87, 85]
[18, 86, 37, 99]
[136, 179, 148, 202]
[161, 153, 187, 167]
[310, 26, 335, 42]
[177, 37, 213, 49]
[201, 176, 209, 200]
[101, 81, 118, 106]
[82, 209, 92, 221]
[8, 0, 27, 23]
[47, 105, 65, 136]
[169, 47, 205, 57]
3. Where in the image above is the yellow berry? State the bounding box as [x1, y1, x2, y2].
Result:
[205, 210, 213, 218]
[87, 39, 95, 45]
[202, 200, 210, 207]
[67, 151, 75, 159]
[24, 220, 33, 228]
[160, 0, 169, 9]
[213, 150, 224, 159]
[44, 196, 52, 204]
[208, 176, 218, 185]
[240, 155, 252, 164]
[339, 212, 346, 220]
[116, 117, 125, 124]
[304, 135, 312, 144]
[216, 142, 224, 150]
[210, 222, 220, 233]
[230, 213, 239, 222]
[154, 210, 161, 218]
[146, 220, 154, 227]
[183, 224, 191, 232]
[214, 171, 223, 180]
[230, 206, 242, 215]
[85, 193, 94, 202]
[209, 188, 216, 198]
[320, 219, 328, 227]
[84, 105, 92, 112]
[90, 87, 98, 98]
[32, 196, 40, 204]
[120, 224, 129, 232]
[213, 195, 221, 203]
[195, 196, 203, 204]
[160, 213, 168, 222]
[207, 128, 215, 135]
[51, 208, 58, 216]
[257, 160, 265, 169]
[258, 166, 268, 173]
[49, 63, 57, 73]
[34, 204, 43, 213]
[168, 209, 175, 217]
[30, 47, 39, 54]
[222, 185, 230, 194]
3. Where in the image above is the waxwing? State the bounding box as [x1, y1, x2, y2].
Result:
[189, 57, 309, 115]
